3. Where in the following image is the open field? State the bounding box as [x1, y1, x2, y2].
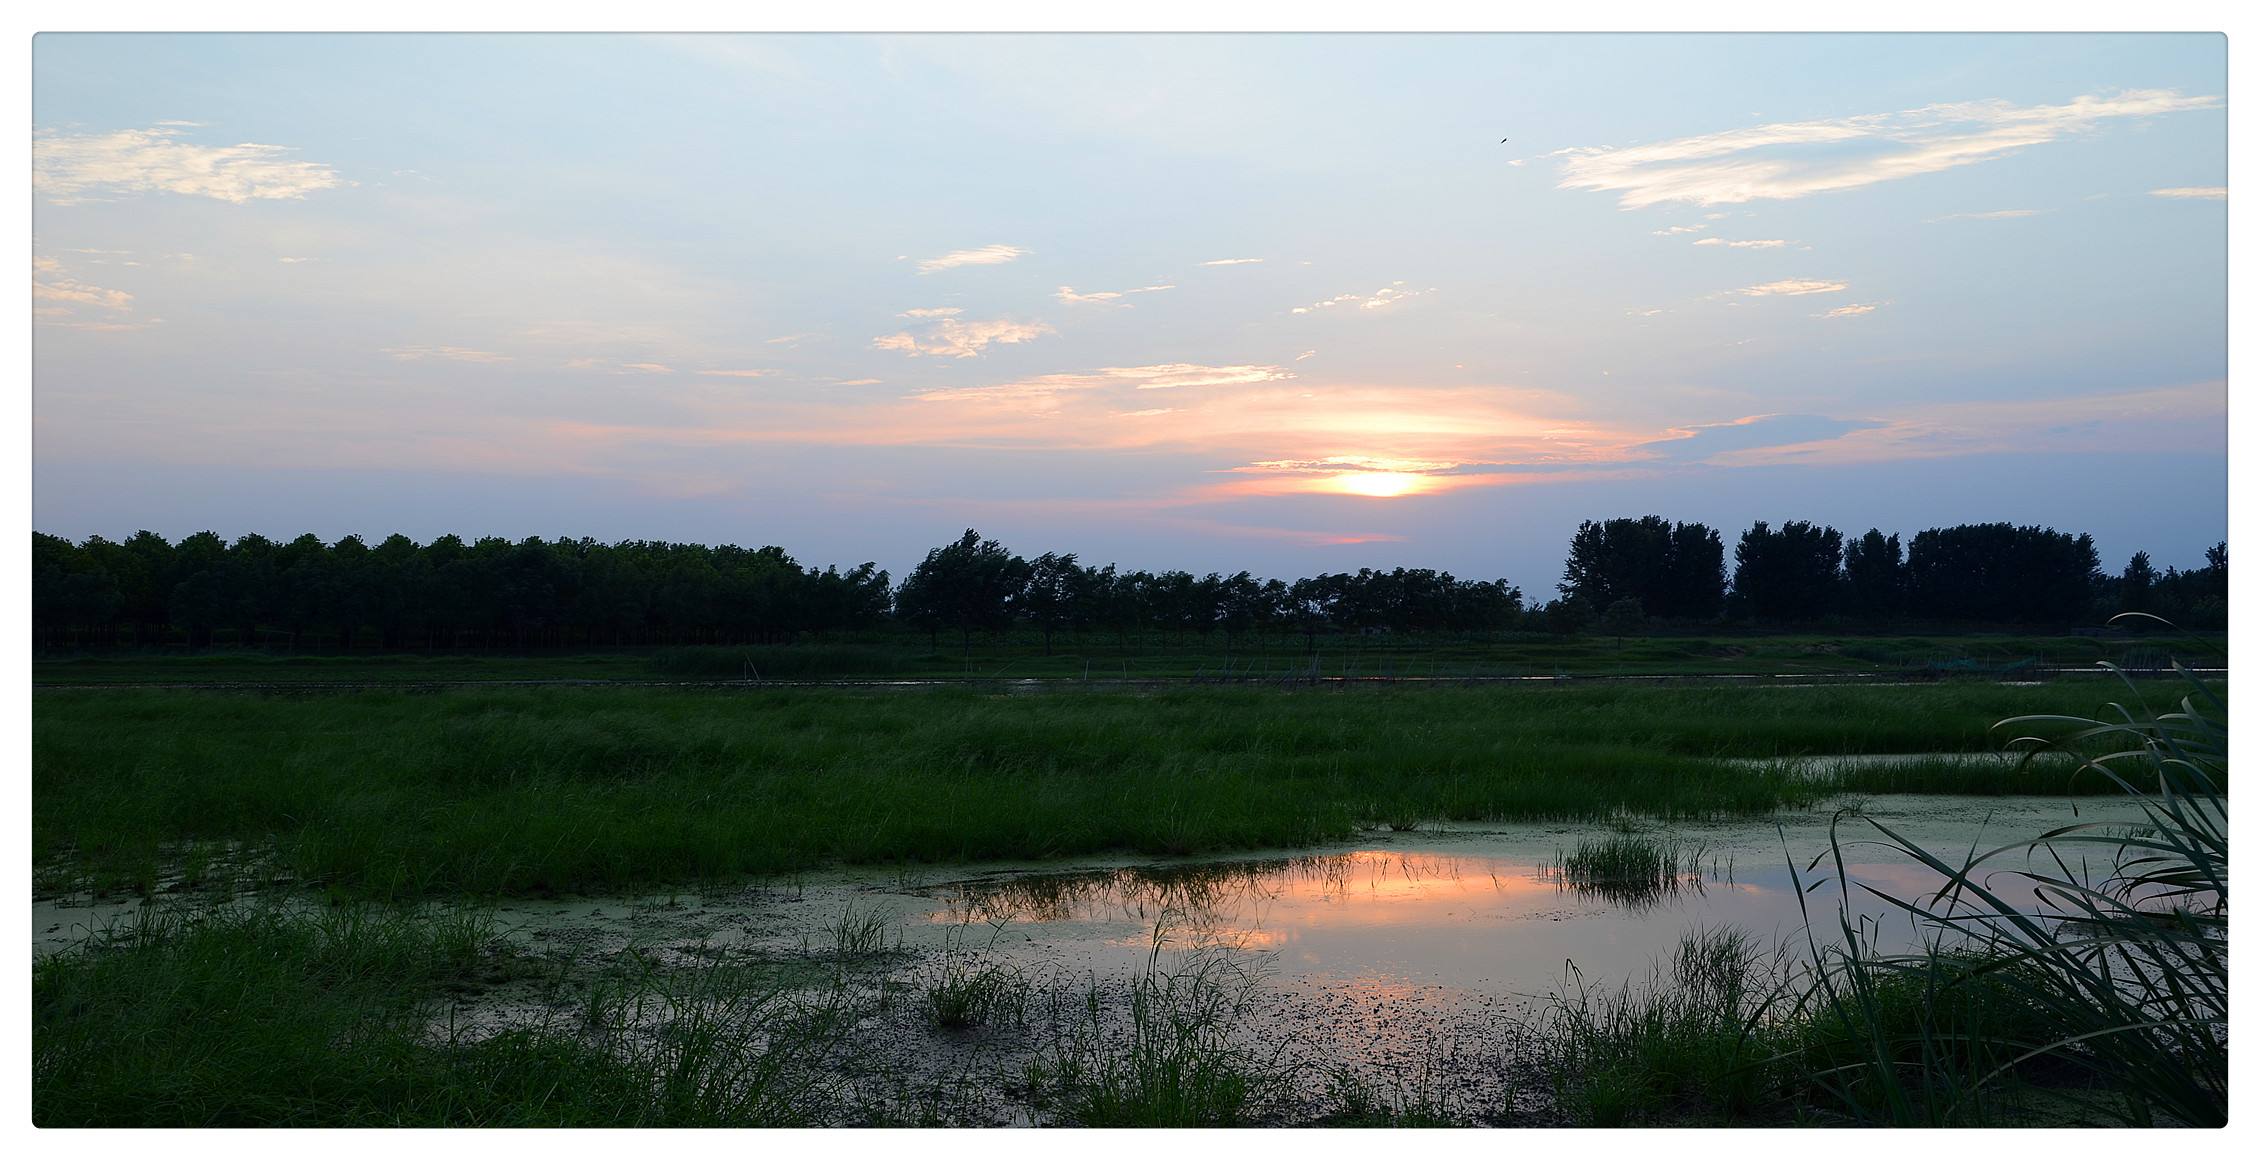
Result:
[30, 630, 2224, 686]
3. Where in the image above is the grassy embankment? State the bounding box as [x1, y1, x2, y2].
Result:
[34, 679, 2214, 899]
[31, 629, 2222, 685]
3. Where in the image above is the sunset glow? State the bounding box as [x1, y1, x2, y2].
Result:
[1324, 471, 1432, 498]
[27, 32, 2227, 584]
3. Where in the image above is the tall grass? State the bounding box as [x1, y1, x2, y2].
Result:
[1551, 835, 1716, 907]
[1542, 929, 1788, 1125]
[1538, 644, 2227, 1126]
[32, 901, 862, 1127]
[1037, 944, 1276, 1127]
[1789, 651, 2226, 1126]
[36, 681, 2203, 898]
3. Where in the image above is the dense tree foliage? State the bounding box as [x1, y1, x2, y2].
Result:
[1904, 523, 2101, 624]
[28, 516, 2226, 651]
[1842, 529, 1908, 622]
[1560, 516, 1727, 620]
[31, 532, 892, 650]
[1732, 521, 1845, 622]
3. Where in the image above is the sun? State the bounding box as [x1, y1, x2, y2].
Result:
[1325, 471, 1428, 498]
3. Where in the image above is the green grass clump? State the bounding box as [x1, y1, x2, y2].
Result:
[1542, 929, 1784, 1126]
[1042, 956, 1273, 1127]
[921, 961, 1026, 1031]
[1554, 835, 1711, 904]
[32, 903, 854, 1127]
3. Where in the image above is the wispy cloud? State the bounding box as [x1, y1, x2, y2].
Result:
[1701, 382, 2223, 468]
[915, 362, 1293, 405]
[1556, 89, 2218, 209]
[1055, 283, 1175, 305]
[1692, 237, 1791, 249]
[562, 356, 673, 374]
[1201, 257, 1264, 266]
[1734, 279, 1847, 297]
[1929, 208, 2044, 222]
[1634, 413, 1889, 463]
[900, 306, 962, 318]
[697, 369, 772, 379]
[1818, 302, 1885, 319]
[34, 124, 345, 205]
[2150, 186, 2226, 200]
[1652, 224, 1708, 236]
[33, 255, 144, 329]
[873, 317, 1053, 359]
[1291, 282, 1431, 314]
[1237, 455, 1468, 475]
[383, 345, 511, 364]
[916, 244, 1027, 273]
[1294, 350, 1318, 361]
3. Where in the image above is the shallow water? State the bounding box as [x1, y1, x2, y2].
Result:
[34, 793, 2160, 982]
[31, 793, 2186, 1123]
[912, 793, 2160, 999]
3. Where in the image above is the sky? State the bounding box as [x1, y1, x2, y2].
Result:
[31, 32, 2228, 592]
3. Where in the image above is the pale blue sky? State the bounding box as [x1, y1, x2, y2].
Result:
[33, 33, 2227, 588]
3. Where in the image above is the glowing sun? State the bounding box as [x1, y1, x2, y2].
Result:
[1325, 471, 1429, 498]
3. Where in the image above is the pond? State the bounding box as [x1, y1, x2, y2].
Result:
[32, 792, 2176, 1123]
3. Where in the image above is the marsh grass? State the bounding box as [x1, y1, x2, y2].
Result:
[1536, 643, 2228, 1127]
[1314, 1065, 1472, 1127]
[1551, 835, 1716, 907]
[918, 929, 1030, 1031]
[36, 680, 2207, 899]
[651, 645, 915, 681]
[37, 630, 2222, 686]
[1036, 930, 1279, 1127]
[32, 901, 865, 1127]
[810, 900, 895, 959]
[1541, 929, 1790, 1126]
[1787, 650, 2226, 1126]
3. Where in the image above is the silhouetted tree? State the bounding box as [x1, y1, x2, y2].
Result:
[1019, 551, 1083, 655]
[1905, 523, 2099, 624]
[1562, 515, 1724, 620]
[895, 529, 1029, 657]
[2119, 551, 2159, 614]
[26, 521, 2218, 650]
[1842, 529, 1906, 622]
[1732, 520, 1844, 622]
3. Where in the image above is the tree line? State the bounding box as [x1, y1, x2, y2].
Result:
[32, 531, 892, 650]
[1554, 516, 2225, 632]
[30, 517, 2226, 651]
